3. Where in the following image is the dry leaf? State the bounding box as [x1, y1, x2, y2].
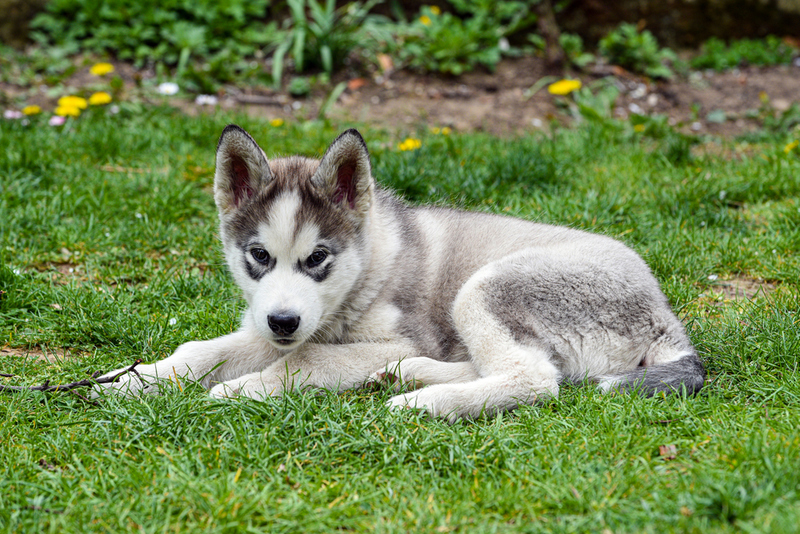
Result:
[659, 444, 678, 459]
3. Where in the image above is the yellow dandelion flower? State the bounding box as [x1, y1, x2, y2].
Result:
[57, 96, 88, 110]
[547, 79, 582, 96]
[441, 126, 452, 135]
[90, 63, 115, 76]
[634, 124, 646, 133]
[430, 5, 441, 15]
[398, 138, 422, 151]
[419, 15, 432, 26]
[55, 105, 81, 117]
[89, 92, 113, 106]
[785, 140, 799, 154]
[22, 105, 42, 115]
[270, 118, 285, 127]
[430, 127, 441, 134]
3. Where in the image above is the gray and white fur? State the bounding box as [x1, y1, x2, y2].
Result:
[95, 125, 705, 421]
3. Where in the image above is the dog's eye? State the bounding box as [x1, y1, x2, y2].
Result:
[306, 249, 328, 268]
[250, 248, 270, 264]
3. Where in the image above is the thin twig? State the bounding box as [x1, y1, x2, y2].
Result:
[0, 372, 14, 378]
[0, 359, 142, 393]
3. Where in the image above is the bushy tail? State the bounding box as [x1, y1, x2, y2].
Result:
[597, 353, 706, 396]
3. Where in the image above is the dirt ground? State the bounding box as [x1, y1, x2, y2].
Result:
[4, 55, 799, 137]
[235, 55, 800, 137]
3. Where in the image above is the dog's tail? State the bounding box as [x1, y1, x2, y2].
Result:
[597, 353, 706, 396]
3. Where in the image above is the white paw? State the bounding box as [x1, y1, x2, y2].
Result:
[90, 365, 158, 399]
[387, 388, 460, 423]
[208, 376, 282, 400]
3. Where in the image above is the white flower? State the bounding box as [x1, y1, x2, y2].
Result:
[135, 212, 143, 219]
[169, 318, 177, 326]
[195, 94, 218, 106]
[157, 82, 180, 96]
[4, 110, 23, 119]
[49, 116, 66, 126]
[707, 274, 718, 281]
[109, 105, 120, 114]
[628, 103, 644, 114]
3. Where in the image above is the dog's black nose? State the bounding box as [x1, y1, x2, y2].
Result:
[268, 314, 300, 336]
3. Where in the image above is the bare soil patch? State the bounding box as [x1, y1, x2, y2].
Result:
[240, 56, 800, 137]
[1, 345, 84, 363]
[708, 276, 777, 301]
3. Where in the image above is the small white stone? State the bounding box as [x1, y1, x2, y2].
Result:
[691, 122, 702, 131]
[708, 274, 718, 281]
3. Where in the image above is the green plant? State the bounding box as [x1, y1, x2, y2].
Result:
[395, 1, 533, 75]
[288, 76, 312, 97]
[691, 36, 797, 71]
[29, 0, 276, 89]
[271, 0, 391, 87]
[599, 23, 676, 79]
[559, 32, 594, 69]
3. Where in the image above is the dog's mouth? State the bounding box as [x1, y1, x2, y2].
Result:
[274, 338, 295, 346]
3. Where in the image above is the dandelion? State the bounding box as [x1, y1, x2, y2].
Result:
[3, 110, 23, 119]
[90, 62, 115, 76]
[633, 124, 646, 133]
[270, 118, 285, 127]
[49, 116, 66, 126]
[58, 96, 88, 110]
[22, 105, 42, 115]
[419, 15, 432, 26]
[430, 6, 441, 15]
[157, 82, 180, 95]
[89, 92, 112, 106]
[55, 105, 81, 117]
[431, 127, 441, 134]
[398, 138, 422, 151]
[441, 126, 452, 135]
[784, 140, 798, 154]
[547, 79, 582, 96]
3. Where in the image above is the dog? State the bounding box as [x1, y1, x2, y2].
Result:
[95, 125, 705, 421]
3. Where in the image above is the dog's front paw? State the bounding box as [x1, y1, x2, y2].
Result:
[209, 373, 283, 400]
[90, 365, 159, 399]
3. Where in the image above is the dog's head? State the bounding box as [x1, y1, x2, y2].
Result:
[213, 125, 375, 349]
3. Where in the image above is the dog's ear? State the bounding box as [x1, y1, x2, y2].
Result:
[214, 125, 273, 212]
[312, 129, 374, 215]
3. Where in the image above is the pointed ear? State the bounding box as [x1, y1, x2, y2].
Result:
[214, 125, 273, 213]
[311, 129, 374, 215]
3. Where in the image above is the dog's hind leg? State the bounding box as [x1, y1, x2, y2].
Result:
[388, 258, 561, 422]
[369, 357, 481, 391]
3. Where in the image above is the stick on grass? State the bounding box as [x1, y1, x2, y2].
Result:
[0, 359, 142, 393]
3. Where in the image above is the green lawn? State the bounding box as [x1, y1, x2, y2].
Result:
[2, 107, 800, 532]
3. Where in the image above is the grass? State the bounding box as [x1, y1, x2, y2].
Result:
[2, 107, 800, 533]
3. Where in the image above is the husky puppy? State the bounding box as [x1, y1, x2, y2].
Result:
[96, 125, 705, 421]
